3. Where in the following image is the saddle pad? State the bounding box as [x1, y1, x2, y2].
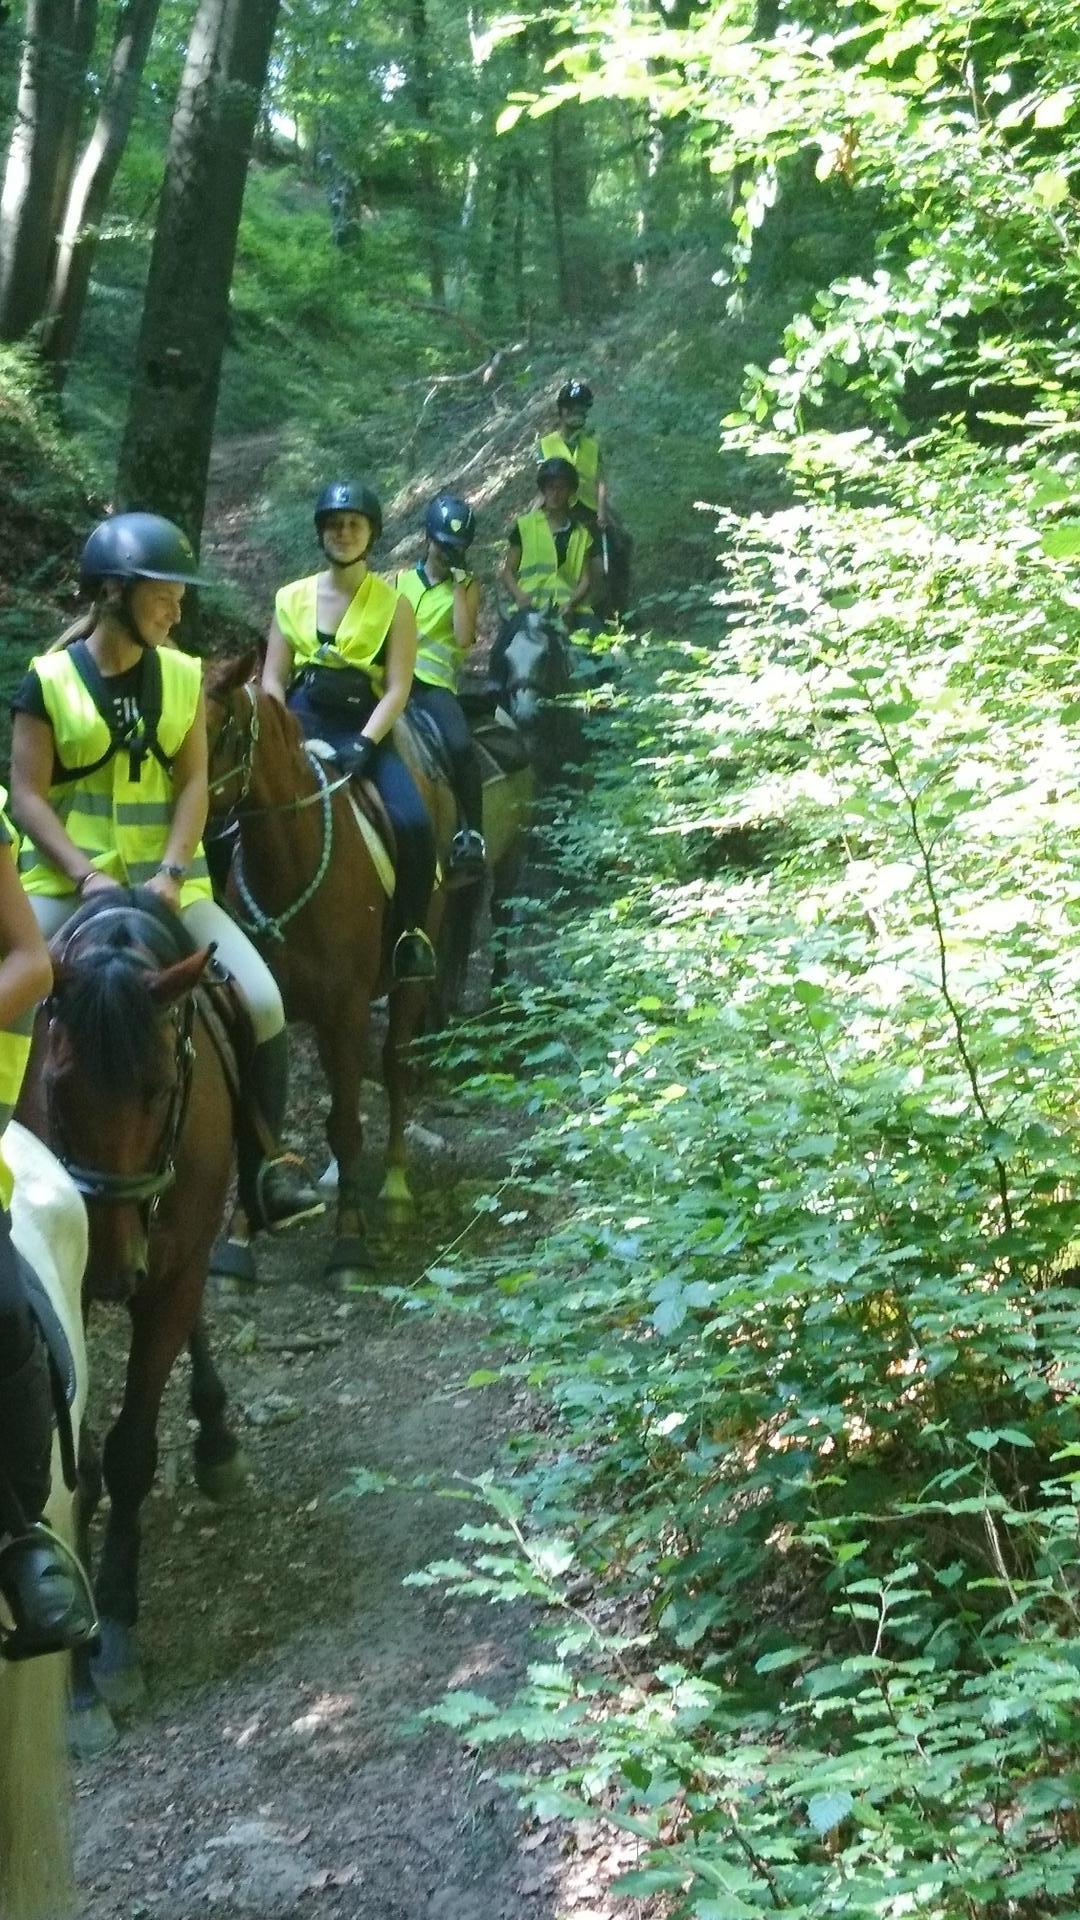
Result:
[346, 791, 396, 898]
[474, 723, 532, 778]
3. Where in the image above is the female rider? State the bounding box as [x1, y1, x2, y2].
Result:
[262, 481, 437, 984]
[0, 791, 96, 1657]
[10, 511, 322, 1238]
[397, 492, 485, 879]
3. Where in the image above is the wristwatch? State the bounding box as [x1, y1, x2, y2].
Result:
[158, 861, 187, 883]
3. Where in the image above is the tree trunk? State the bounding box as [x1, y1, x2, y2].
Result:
[548, 102, 590, 316]
[115, 0, 282, 549]
[409, 0, 444, 304]
[481, 146, 513, 323]
[41, 0, 163, 384]
[0, 0, 85, 340]
[46, 0, 97, 244]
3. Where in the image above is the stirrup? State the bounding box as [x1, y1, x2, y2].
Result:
[253, 1153, 326, 1235]
[0, 1523, 99, 1663]
[392, 929, 437, 985]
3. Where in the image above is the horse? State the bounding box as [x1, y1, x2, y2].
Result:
[490, 606, 614, 785]
[17, 891, 245, 1756]
[0, 1124, 88, 1920]
[432, 707, 536, 1013]
[204, 657, 456, 1281]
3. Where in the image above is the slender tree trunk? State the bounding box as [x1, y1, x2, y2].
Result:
[481, 146, 513, 322]
[46, 0, 97, 240]
[548, 102, 590, 316]
[409, 0, 444, 303]
[41, 0, 163, 384]
[115, 0, 282, 548]
[512, 156, 527, 326]
[0, 0, 84, 340]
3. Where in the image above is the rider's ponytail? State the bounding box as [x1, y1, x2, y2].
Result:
[45, 608, 96, 654]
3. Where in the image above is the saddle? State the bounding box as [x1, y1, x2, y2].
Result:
[402, 702, 532, 783]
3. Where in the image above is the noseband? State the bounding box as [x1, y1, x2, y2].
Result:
[46, 908, 197, 1215]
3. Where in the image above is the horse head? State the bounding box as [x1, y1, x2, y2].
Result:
[497, 606, 573, 735]
[39, 892, 210, 1299]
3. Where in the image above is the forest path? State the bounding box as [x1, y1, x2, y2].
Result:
[203, 428, 284, 611]
[70, 452, 642, 1917]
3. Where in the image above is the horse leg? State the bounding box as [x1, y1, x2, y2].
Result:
[380, 985, 422, 1225]
[316, 1002, 374, 1287]
[68, 1421, 119, 1760]
[189, 1312, 247, 1503]
[90, 1289, 190, 1715]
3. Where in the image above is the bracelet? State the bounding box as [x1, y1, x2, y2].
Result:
[158, 862, 187, 883]
[74, 870, 95, 895]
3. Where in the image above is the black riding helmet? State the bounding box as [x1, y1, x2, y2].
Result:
[314, 480, 383, 552]
[557, 379, 593, 412]
[79, 512, 211, 592]
[425, 492, 476, 554]
[537, 456, 578, 492]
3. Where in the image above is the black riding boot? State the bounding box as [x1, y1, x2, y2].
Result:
[237, 1030, 324, 1233]
[0, 1339, 97, 1660]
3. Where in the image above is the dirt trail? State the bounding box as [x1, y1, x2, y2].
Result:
[72, 435, 641, 1919]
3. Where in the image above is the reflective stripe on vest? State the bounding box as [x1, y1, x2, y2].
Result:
[0, 791, 34, 1208]
[19, 647, 212, 905]
[539, 430, 600, 512]
[516, 513, 590, 608]
[396, 567, 470, 693]
[276, 572, 397, 696]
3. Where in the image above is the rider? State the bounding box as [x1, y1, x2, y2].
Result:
[497, 456, 603, 638]
[397, 493, 485, 879]
[262, 481, 437, 985]
[538, 379, 607, 530]
[0, 792, 97, 1658]
[9, 511, 323, 1237]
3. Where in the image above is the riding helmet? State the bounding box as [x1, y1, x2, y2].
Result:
[79, 512, 211, 591]
[557, 379, 593, 411]
[314, 480, 383, 543]
[537, 456, 578, 491]
[425, 493, 476, 553]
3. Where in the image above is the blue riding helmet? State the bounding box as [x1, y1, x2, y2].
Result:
[425, 493, 476, 553]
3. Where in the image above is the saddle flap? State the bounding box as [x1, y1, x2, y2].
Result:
[17, 1253, 76, 1412]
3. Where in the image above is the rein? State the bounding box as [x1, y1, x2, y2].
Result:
[47, 911, 197, 1214]
[207, 682, 350, 944]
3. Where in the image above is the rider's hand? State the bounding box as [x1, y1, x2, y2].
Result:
[77, 869, 122, 899]
[146, 871, 182, 913]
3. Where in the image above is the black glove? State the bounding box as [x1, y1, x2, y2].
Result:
[344, 735, 375, 780]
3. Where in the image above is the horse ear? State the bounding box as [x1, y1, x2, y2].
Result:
[204, 651, 260, 701]
[146, 947, 211, 1006]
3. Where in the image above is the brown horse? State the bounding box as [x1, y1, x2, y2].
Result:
[17, 891, 244, 1757]
[205, 656, 455, 1283]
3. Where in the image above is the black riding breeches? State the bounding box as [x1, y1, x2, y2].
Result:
[409, 683, 483, 834]
[0, 1212, 36, 1377]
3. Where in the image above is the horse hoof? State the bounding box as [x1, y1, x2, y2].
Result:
[90, 1655, 146, 1717]
[196, 1449, 250, 1504]
[69, 1697, 119, 1761]
[325, 1235, 375, 1291]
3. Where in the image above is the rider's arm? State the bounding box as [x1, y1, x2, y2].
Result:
[500, 539, 533, 611]
[0, 836, 52, 1029]
[262, 617, 294, 707]
[360, 597, 418, 745]
[10, 711, 100, 891]
[163, 690, 209, 868]
[453, 577, 480, 651]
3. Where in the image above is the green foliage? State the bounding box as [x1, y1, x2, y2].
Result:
[395, 399, 1080, 1911]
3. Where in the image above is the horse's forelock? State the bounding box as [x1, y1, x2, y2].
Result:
[53, 906, 174, 1095]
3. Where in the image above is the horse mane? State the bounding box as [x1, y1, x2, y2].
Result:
[55, 889, 193, 1093]
[203, 650, 260, 701]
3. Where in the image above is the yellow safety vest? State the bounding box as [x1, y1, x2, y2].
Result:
[539, 429, 601, 514]
[19, 645, 212, 904]
[515, 512, 591, 609]
[0, 791, 32, 1211]
[396, 566, 472, 693]
[276, 571, 398, 696]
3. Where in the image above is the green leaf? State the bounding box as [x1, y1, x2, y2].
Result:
[807, 1790, 855, 1834]
[755, 1645, 810, 1673]
[1032, 168, 1070, 209]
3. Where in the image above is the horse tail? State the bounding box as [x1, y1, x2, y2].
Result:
[434, 876, 484, 1023]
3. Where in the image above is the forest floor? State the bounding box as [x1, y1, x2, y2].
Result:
[70, 437, 647, 1920]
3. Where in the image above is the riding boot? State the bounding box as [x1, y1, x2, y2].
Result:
[237, 1030, 324, 1233]
[392, 929, 437, 985]
[0, 1339, 97, 1659]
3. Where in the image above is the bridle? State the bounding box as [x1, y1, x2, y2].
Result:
[45, 909, 197, 1217]
[205, 679, 356, 944]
